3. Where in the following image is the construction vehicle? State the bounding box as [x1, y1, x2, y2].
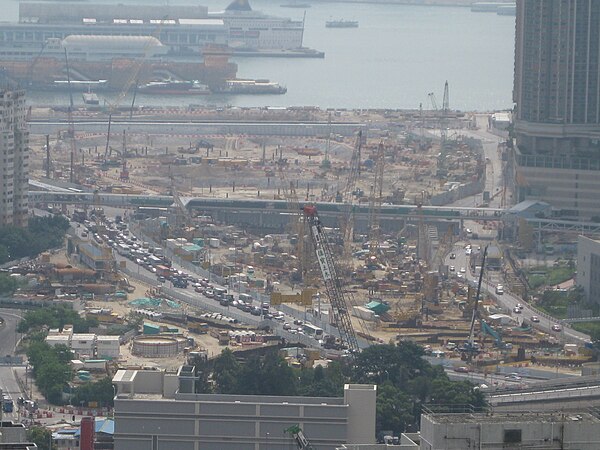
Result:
[284, 424, 313, 450]
[303, 205, 360, 354]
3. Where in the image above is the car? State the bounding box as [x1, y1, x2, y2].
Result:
[459, 267, 466, 273]
[283, 323, 292, 330]
[513, 307, 522, 314]
[449, 253, 456, 260]
[449, 266, 456, 272]
[466, 228, 472, 234]
[495, 284, 504, 295]
[505, 373, 522, 381]
[457, 273, 464, 279]
[465, 248, 472, 255]
[516, 303, 524, 310]
[454, 366, 470, 373]
[552, 324, 562, 332]
[530, 316, 540, 323]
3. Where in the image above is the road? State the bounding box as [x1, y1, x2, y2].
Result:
[0, 309, 26, 421]
[445, 244, 590, 344]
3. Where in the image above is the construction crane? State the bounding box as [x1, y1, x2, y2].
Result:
[284, 424, 313, 450]
[64, 48, 77, 183]
[303, 205, 360, 354]
[428, 80, 450, 143]
[104, 17, 167, 160]
[461, 245, 488, 360]
[367, 142, 385, 266]
[278, 164, 307, 282]
[340, 130, 363, 264]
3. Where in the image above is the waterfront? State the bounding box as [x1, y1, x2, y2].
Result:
[7, 0, 515, 110]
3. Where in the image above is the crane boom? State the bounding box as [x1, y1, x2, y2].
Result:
[462, 245, 488, 357]
[367, 142, 385, 259]
[341, 130, 363, 260]
[303, 205, 360, 354]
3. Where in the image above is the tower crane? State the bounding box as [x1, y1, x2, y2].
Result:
[303, 205, 360, 354]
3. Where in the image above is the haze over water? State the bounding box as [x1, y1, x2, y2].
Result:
[7, 0, 516, 111]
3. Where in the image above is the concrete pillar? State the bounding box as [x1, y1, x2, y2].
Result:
[344, 384, 376, 444]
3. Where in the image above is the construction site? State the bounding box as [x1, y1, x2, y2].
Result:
[22, 80, 592, 379]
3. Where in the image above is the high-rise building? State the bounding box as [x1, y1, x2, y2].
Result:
[0, 89, 29, 227]
[513, 1, 600, 219]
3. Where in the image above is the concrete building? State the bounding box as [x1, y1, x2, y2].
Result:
[112, 365, 376, 450]
[0, 89, 29, 227]
[420, 410, 600, 450]
[46, 326, 120, 359]
[0, 421, 37, 449]
[96, 335, 121, 359]
[577, 235, 600, 305]
[512, 1, 600, 219]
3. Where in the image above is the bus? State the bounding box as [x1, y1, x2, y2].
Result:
[2, 395, 13, 413]
[117, 244, 131, 257]
[303, 323, 324, 338]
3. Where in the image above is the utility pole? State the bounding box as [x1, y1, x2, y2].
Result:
[45, 134, 50, 178]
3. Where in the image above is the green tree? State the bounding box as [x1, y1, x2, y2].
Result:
[212, 349, 241, 394]
[72, 378, 115, 407]
[26, 426, 55, 450]
[0, 273, 17, 295]
[376, 382, 415, 435]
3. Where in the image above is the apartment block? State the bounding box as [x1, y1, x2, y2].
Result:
[0, 89, 28, 227]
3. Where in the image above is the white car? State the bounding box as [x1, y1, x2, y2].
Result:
[449, 266, 456, 272]
[459, 267, 466, 273]
[465, 248, 472, 255]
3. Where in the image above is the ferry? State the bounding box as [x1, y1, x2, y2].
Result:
[326, 20, 359, 28]
[217, 79, 287, 94]
[138, 81, 211, 95]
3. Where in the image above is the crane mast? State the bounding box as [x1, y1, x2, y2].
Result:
[303, 205, 360, 354]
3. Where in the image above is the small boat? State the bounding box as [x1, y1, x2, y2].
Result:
[326, 20, 359, 28]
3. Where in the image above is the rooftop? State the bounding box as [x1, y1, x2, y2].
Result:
[427, 412, 600, 425]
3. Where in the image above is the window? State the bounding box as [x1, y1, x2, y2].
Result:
[504, 429, 522, 444]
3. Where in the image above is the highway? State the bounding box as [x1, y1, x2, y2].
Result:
[446, 244, 590, 344]
[0, 309, 25, 421]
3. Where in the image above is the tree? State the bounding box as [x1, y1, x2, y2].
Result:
[27, 427, 55, 450]
[212, 349, 241, 394]
[72, 378, 115, 407]
[376, 382, 415, 435]
[0, 273, 17, 295]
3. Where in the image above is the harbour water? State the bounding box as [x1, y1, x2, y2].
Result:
[7, 0, 515, 110]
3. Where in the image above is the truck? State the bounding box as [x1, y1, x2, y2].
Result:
[156, 265, 171, 278]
